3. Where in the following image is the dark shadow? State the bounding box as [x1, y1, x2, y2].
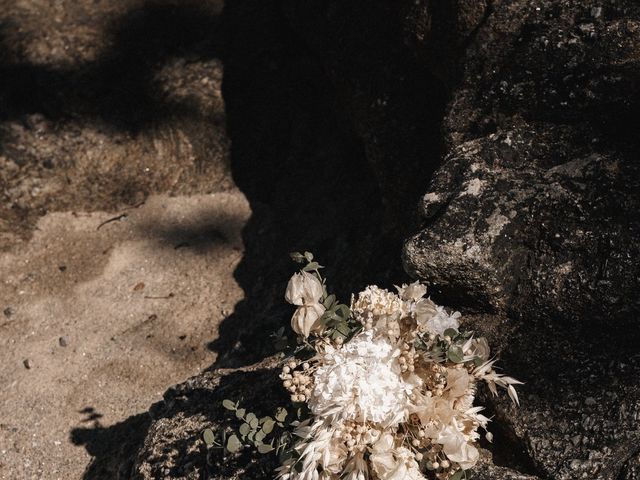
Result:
[209, 0, 450, 367]
[127, 367, 288, 479]
[0, 1, 222, 133]
[71, 408, 152, 480]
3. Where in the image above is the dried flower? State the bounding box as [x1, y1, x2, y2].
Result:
[291, 303, 326, 337]
[285, 271, 324, 306]
[424, 306, 461, 336]
[285, 271, 326, 337]
[277, 256, 520, 480]
[309, 331, 413, 427]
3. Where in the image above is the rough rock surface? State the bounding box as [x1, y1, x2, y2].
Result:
[403, 0, 640, 479]
[131, 358, 284, 480]
[404, 0, 640, 325]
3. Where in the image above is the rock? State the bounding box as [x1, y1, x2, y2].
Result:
[59, 336, 69, 347]
[23, 358, 31, 369]
[620, 452, 640, 480]
[474, 459, 540, 480]
[3, 307, 15, 318]
[404, 134, 640, 326]
[480, 320, 640, 480]
[401, 1, 640, 478]
[403, 0, 640, 327]
[131, 357, 284, 480]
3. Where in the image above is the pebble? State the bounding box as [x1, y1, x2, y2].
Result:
[59, 336, 69, 347]
[23, 359, 32, 369]
[3, 307, 15, 318]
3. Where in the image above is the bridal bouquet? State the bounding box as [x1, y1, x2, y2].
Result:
[275, 253, 521, 480]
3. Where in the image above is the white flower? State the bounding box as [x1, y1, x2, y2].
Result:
[291, 303, 326, 337]
[436, 423, 480, 470]
[352, 286, 403, 323]
[351, 286, 404, 341]
[396, 281, 427, 301]
[424, 306, 461, 336]
[285, 272, 324, 306]
[285, 272, 326, 337]
[370, 434, 425, 480]
[413, 298, 438, 327]
[309, 331, 412, 427]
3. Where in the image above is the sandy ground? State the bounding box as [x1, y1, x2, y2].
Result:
[0, 192, 250, 479]
[0, 1, 245, 476]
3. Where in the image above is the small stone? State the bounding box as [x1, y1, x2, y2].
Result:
[3, 307, 15, 318]
[59, 336, 69, 347]
[23, 359, 32, 369]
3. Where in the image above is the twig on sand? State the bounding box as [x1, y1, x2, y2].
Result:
[96, 214, 128, 230]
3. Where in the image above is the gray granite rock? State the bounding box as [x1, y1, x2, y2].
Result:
[404, 0, 640, 326]
[131, 357, 284, 480]
[484, 321, 640, 480]
[403, 1, 640, 478]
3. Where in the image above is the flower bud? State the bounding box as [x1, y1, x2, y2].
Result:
[291, 303, 326, 337]
[285, 272, 324, 306]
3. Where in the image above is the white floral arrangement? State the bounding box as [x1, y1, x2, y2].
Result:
[274, 253, 522, 480]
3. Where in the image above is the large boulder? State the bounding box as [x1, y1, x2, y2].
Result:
[403, 0, 640, 326]
[403, 1, 640, 478]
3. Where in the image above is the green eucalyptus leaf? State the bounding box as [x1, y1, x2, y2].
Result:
[336, 304, 351, 318]
[334, 321, 351, 336]
[202, 428, 215, 446]
[450, 471, 465, 480]
[255, 430, 266, 442]
[257, 443, 275, 454]
[226, 434, 242, 453]
[222, 399, 236, 411]
[250, 417, 259, 429]
[262, 418, 276, 434]
[302, 261, 323, 272]
[323, 294, 336, 309]
[239, 423, 251, 437]
[303, 251, 314, 262]
[443, 328, 459, 339]
[275, 407, 287, 423]
[447, 345, 464, 363]
[259, 416, 272, 425]
[235, 408, 246, 419]
[289, 252, 305, 263]
[245, 413, 257, 425]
